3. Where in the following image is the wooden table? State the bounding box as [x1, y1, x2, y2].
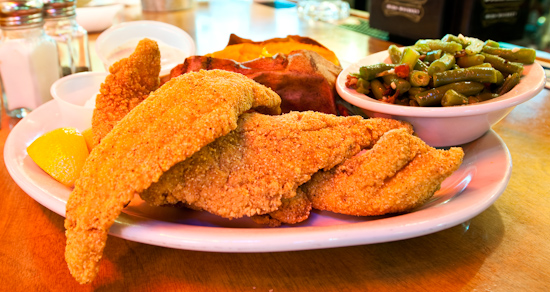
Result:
[1, 1, 549, 291]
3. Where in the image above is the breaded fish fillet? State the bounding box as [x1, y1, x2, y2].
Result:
[140, 112, 413, 221]
[251, 189, 312, 227]
[92, 38, 161, 146]
[64, 70, 281, 284]
[302, 128, 464, 216]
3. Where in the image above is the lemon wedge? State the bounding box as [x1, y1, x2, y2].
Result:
[27, 127, 89, 187]
[81, 128, 95, 152]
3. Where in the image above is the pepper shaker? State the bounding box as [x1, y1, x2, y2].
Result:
[43, 0, 90, 76]
[0, 0, 61, 118]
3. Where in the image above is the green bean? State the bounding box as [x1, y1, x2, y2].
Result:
[424, 49, 442, 63]
[349, 35, 528, 107]
[482, 46, 536, 64]
[381, 74, 411, 95]
[484, 39, 500, 48]
[495, 70, 504, 85]
[409, 70, 430, 87]
[356, 78, 370, 95]
[469, 63, 493, 68]
[358, 63, 397, 81]
[400, 47, 420, 70]
[427, 53, 455, 76]
[457, 54, 485, 68]
[442, 89, 469, 106]
[388, 44, 402, 64]
[414, 59, 429, 72]
[414, 81, 485, 106]
[496, 73, 521, 95]
[465, 37, 484, 55]
[481, 52, 524, 75]
[476, 92, 499, 101]
[414, 39, 463, 54]
[432, 67, 499, 87]
[408, 86, 427, 97]
[370, 79, 386, 100]
[441, 34, 467, 46]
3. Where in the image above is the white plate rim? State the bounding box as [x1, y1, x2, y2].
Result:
[4, 100, 512, 252]
[336, 51, 546, 118]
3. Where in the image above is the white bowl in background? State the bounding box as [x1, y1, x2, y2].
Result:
[336, 51, 546, 147]
[95, 20, 196, 76]
[76, 3, 124, 33]
[50, 72, 109, 132]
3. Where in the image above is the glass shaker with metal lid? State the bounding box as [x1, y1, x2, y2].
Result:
[0, 0, 61, 118]
[43, 0, 90, 76]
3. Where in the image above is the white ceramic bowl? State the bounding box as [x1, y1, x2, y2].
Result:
[50, 72, 108, 132]
[336, 51, 546, 147]
[76, 3, 124, 33]
[95, 20, 196, 76]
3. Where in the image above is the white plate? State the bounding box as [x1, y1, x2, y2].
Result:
[4, 100, 511, 252]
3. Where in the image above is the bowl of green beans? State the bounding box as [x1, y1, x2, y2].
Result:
[336, 34, 546, 147]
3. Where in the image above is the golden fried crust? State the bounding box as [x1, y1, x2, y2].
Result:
[64, 70, 281, 284]
[303, 128, 465, 216]
[140, 113, 413, 220]
[92, 38, 161, 146]
[251, 189, 312, 227]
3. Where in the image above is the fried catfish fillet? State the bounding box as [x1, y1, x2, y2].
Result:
[250, 189, 312, 227]
[302, 128, 465, 216]
[64, 70, 281, 284]
[140, 112, 413, 222]
[92, 38, 161, 146]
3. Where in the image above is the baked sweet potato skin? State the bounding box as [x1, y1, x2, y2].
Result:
[168, 50, 342, 115]
[223, 34, 341, 66]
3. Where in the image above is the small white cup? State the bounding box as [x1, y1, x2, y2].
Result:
[50, 72, 108, 132]
[75, 4, 124, 33]
[95, 20, 196, 76]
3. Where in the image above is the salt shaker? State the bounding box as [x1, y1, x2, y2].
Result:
[43, 0, 91, 76]
[0, 0, 61, 118]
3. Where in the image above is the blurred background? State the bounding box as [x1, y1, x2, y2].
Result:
[344, 0, 550, 53]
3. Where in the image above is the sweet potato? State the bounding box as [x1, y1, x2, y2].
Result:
[168, 49, 342, 115]
[207, 34, 341, 66]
